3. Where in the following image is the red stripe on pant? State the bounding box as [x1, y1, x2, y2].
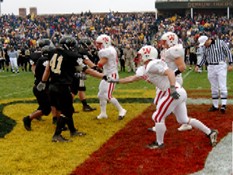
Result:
[154, 89, 174, 122]
[108, 73, 116, 100]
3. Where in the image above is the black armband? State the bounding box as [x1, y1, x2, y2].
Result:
[92, 65, 98, 70]
[174, 69, 181, 76]
[102, 75, 107, 81]
[92, 65, 103, 73]
[82, 65, 88, 72]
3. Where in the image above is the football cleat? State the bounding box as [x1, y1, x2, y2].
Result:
[146, 141, 164, 149]
[208, 105, 219, 112]
[148, 126, 156, 132]
[83, 105, 96, 112]
[208, 130, 218, 147]
[52, 135, 72, 142]
[97, 114, 108, 119]
[70, 131, 86, 137]
[177, 124, 192, 131]
[23, 116, 31, 131]
[118, 109, 127, 120]
[220, 105, 226, 114]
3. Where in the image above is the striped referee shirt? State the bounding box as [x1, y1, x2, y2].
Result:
[198, 39, 233, 66]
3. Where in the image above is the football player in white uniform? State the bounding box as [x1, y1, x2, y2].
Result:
[95, 34, 127, 120]
[108, 45, 218, 149]
[152, 32, 192, 132]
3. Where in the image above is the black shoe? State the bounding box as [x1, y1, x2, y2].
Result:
[146, 141, 164, 149]
[52, 135, 72, 142]
[52, 117, 57, 124]
[220, 105, 226, 114]
[83, 105, 96, 112]
[208, 105, 219, 112]
[61, 126, 68, 131]
[23, 116, 31, 131]
[70, 130, 86, 137]
[208, 129, 218, 147]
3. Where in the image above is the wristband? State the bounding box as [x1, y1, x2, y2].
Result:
[174, 69, 181, 76]
[97, 63, 103, 68]
[102, 75, 107, 81]
[92, 65, 98, 70]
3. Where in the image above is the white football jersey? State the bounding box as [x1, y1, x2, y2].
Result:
[136, 59, 172, 91]
[98, 46, 118, 75]
[164, 44, 184, 71]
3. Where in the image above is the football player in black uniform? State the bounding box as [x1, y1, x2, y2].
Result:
[23, 39, 54, 131]
[70, 38, 102, 112]
[38, 36, 107, 142]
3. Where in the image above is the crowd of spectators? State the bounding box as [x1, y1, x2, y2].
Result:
[0, 11, 232, 72]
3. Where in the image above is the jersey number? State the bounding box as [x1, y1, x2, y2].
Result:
[50, 53, 63, 74]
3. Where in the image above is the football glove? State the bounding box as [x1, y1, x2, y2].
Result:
[37, 81, 46, 91]
[107, 76, 119, 84]
[74, 72, 87, 80]
[170, 85, 180, 99]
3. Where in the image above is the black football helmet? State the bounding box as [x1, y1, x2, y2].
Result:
[41, 45, 55, 55]
[59, 36, 77, 50]
[37, 39, 53, 48]
[79, 38, 92, 48]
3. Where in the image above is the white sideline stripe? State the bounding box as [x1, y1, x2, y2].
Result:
[187, 98, 233, 104]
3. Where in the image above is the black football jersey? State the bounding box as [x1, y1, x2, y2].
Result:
[30, 51, 42, 65]
[34, 56, 49, 85]
[49, 48, 87, 85]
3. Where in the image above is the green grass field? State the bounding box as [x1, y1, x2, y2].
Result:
[0, 69, 232, 100]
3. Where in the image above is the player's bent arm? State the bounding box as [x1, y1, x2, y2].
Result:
[164, 69, 176, 87]
[175, 57, 186, 73]
[84, 68, 104, 79]
[97, 57, 108, 68]
[118, 75, 142, 84]
[41, 63, 50, 82]
[31, 64, 36, 75]
[84, 57, 96, 68]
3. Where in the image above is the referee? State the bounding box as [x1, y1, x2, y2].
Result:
[195, 35, 233, 113]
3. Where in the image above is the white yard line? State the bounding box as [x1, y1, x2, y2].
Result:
[183, 69, 193, 80]
[187, 98, 233, 105]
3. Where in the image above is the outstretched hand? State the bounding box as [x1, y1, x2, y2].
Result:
[102, 75, 119, 83]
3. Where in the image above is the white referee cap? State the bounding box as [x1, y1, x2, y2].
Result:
[198, 35, 208, 46]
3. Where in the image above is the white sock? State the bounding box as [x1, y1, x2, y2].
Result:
[212, 99, 219, 108]
[155, 122, 166, 145]
[99, 99, 107, 115]
[189, 118, 211, 135]
[109, 97, 123, 111]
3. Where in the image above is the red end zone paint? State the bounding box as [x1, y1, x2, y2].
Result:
[71, 105, 232, 175]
